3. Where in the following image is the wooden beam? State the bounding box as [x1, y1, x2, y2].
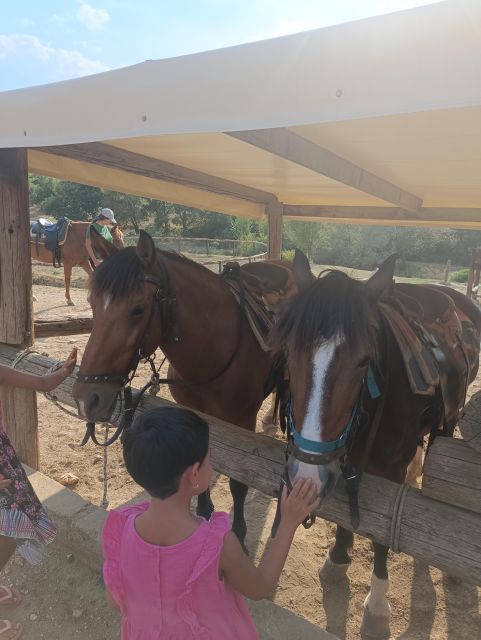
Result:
[0, 149, 38, 468]
[422, 438, 481, 516]
[3, 344, 481, 585]
[266, 200, 283, 260]
[228, 129, 422, 212]
[283, 205, 481, 230]
[40, 143, 275, 206]
[34, 317, 93, 339]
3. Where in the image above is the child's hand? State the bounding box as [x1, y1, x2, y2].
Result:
[279, 479, 320, 530]
[60, 348, 78, 377]
[42, 348, 78, 391]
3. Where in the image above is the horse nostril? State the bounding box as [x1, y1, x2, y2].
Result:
[87, 393, 100, 413]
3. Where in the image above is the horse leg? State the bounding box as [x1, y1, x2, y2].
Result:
[196, 488, 214, 520]
[319, 525, 353, 583]
[230, 478, 249, 552]
[63, 263, 74, 306]
[406, 440, 423, 487]
[360, 542, 391, 640]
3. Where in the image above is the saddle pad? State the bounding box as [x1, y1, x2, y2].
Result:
[378, 302, 440, 395]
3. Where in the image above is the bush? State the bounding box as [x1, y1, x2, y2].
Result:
[450, 268, 470, 283]
[281, 249, 295, 262]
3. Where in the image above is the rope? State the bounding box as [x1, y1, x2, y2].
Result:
[100, 423, 110, 509]
[389, 482, 410, 553]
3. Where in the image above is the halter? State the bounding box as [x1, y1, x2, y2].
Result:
[287, 363, 382, 466]
[76, 254, 246, 446]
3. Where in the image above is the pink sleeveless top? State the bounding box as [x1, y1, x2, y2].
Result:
[102, 502, 259, 640]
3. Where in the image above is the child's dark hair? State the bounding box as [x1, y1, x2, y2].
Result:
[123, 406, 209, 499]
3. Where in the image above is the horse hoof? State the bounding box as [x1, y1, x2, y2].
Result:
[32, 295, 38, 302]
[360, 608, 391, 640]
[319, 556, 350, 584]
[67, 300, 75, 306]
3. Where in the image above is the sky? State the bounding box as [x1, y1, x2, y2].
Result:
[0, 0, 442, 92]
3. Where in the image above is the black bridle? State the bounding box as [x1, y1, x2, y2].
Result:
[77, 256, 246, 447]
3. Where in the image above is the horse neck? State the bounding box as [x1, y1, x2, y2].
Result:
[154, 255, 242, 376]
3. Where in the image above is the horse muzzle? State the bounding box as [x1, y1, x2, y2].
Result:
[286, 454, 341, 501]
[73, 380, 120, 422]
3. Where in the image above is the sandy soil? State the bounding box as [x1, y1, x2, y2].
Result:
[7, 266, 481, 639]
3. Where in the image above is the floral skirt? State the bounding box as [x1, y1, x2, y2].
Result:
[0, 429, 56, 564]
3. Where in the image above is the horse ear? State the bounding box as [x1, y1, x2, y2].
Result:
[292, 249, 314, 290]
[365, 254, 397, 301]
[90, 226, 118, 259]
[136, 230, 156, 268]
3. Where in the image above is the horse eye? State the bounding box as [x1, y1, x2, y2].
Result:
[131, 305, 145, 317]
[357, 356, 370, 368]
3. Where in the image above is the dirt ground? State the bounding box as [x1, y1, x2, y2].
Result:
[7, 266, 481, 639]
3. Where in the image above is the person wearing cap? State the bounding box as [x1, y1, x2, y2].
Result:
[86, 208, 117, 267]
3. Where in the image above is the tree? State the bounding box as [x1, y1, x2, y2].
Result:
[28, 175, 102, 221]
[284, 220, 329, 260]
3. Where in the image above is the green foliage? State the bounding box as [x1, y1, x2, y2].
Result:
[281, 249, 295, 262]
[29, 175, 102, 221]
[450, 268, 469, 283]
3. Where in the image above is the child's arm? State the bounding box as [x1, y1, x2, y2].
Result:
[0, 348, 77, 392]
[220, 478, 319, 600]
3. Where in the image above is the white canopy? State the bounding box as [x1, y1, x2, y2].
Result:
[2, 0, 481, 227]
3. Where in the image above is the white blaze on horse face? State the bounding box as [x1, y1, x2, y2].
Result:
[103, 294, 111, 311]
[300, 337, 341, 447]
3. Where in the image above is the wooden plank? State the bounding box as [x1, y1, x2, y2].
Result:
[266, 200, 283, 260]
[283, 205, 481, 230]
[422, 438, 481, 515]
[34, 317, 93, 338]
[459, 390, 481, 453]
[0, 149, 38, 468]
[40, 143, 275, 206]
[228, 129, 422, 212]
[2, 344, 481, 584]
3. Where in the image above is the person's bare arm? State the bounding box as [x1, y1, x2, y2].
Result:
[0, 348, 77, 392]
[220, 479, 319, 600]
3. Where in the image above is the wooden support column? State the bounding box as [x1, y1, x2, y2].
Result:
[0, 148, 38, 468]
[266, 200, 283, 260]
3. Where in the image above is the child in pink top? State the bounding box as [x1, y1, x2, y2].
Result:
[102, 406, 319, 640]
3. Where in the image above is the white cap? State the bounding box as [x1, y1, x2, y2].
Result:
[99, 208, 117, 224]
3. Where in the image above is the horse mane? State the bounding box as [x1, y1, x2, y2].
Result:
[91, 247, 212, 300]
[271, 270, 371, 356]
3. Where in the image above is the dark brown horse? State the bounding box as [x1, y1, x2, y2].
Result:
[271, 251, 481, 639]
[30, 221, 123, 306]
[73, 231, 278, 546]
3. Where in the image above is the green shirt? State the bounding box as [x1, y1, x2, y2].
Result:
[86, 222, 113, 243]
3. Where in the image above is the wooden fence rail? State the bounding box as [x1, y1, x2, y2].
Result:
[1, 344, 481, 585]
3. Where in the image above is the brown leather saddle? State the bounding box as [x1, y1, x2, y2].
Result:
[380, 282, 481, 432]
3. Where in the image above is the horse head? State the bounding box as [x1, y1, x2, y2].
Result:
[272, 251, 396, 501]
[74, 231, 163, 422]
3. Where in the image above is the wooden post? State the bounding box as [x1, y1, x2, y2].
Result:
[0, 149, 38, 468]
[266, 199, 283, 260]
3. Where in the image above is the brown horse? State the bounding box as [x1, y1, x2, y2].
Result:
[30, 221, 123, 306]
[73, 230, 278, 546]
[271, 251, 481, 639]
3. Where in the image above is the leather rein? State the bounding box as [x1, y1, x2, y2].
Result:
[77, 255, 246, 447]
